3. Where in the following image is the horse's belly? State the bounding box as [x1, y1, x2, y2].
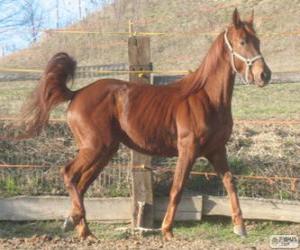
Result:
[119, 124, 178, 157]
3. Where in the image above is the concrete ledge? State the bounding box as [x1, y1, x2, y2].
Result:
[0, 196, 203, 222]
[203, 196, 300, 223]
[0, 195, 299, 223]
[0, 196, 132, 221]
[154, 196, 202, 221]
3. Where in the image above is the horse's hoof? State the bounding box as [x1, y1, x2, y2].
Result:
[79, 232, 97, 241]
[62, 216, 75, 232]
[86, 233, 97, 242]
[162, 230, 174, 241]
[233, 225, 247, 237]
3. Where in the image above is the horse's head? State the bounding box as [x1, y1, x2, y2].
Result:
[224, 9, 271, 87]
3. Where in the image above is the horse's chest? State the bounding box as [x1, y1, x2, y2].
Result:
[213, 125, 232, 143]
[201, 121, 233, 154]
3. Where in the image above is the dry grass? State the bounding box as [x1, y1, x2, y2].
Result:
[154, 123, 300, 200]
[1, 120, 299, 199]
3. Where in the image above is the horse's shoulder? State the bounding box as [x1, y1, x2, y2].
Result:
[175, 95, 209, 138]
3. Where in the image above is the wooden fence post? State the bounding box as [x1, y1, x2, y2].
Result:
[128, 35, 154, 229]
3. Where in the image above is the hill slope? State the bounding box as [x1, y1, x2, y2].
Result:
[0, 0, 299, 73]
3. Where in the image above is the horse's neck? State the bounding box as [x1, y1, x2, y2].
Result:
[203, 58, 235, 111]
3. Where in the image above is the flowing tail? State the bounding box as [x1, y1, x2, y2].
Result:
[20, 52, 77, 138]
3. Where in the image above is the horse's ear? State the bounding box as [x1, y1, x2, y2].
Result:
[232, 8, 242, 28]
[247, 9, 254, 26]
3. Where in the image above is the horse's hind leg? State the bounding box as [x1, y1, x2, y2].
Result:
[62, 93, 119, 239]
[77, 142, 119, 195]
[62, 137, 118, 239]
[62, 148, 100, 236]
[74, 143, 119, 239]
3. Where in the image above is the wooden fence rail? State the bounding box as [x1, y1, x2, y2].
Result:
[0, 195, 299, 223]
[0, 63, 128, 82]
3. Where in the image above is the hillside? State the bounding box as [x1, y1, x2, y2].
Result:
[0, 0, 299, 73]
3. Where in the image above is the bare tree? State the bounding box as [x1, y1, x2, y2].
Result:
[0, 0, 23, 31]
[55, 0, 60, 28]
[0, 0, 25, 54]
[18, 0, 45, 43]
[89, 0, 112, 8]
[78, 0, 82, 19]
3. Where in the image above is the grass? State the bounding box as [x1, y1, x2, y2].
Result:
[1, 81, 300, 120]
[0, 220, 130, 240]
[173, 217, 295, 245]
[232, 82, 300, 120]
[0, 221, 65, 239]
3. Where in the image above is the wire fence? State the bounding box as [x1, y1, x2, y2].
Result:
[0, 118, 299, 200]
[0, 120, 133, 198]
[0, 71, 299, 201]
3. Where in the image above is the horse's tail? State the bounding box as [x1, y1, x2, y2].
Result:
[20, 52, 77, 138]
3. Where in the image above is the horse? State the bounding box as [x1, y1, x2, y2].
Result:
[19, 9, 271, 240]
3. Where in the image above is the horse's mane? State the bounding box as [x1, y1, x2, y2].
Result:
[177, 31, 226, 96]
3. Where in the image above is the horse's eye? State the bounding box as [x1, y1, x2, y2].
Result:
[240, 40, 246, 46]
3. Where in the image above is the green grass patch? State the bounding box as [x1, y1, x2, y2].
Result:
[0, 81, 300, 119]
[173, 217, 295, 245]
[232, 83, 300, 120]
[0, 221, 66, 239]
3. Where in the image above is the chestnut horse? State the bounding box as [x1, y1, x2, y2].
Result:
[20, 9, 271, 240]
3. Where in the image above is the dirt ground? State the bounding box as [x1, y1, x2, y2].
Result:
[1, 219, 299, 250]
[0, 234, 269, 250]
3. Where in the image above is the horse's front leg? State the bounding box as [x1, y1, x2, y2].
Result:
[161, 133, 196, 240]
[207, 147, 246, 237]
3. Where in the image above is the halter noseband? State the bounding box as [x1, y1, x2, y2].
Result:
[224, 28, 263, 84]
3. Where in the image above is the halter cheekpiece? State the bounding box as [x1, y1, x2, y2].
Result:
[224, 28, 263, 84]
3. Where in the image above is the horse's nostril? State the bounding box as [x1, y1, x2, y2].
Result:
[261, 72, 270, 82]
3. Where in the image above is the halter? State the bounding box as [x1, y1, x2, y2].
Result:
[224, 28, 263, 84]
